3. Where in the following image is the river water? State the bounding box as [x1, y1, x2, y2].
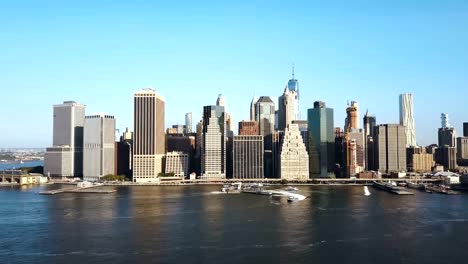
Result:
[0, 185, 467, 264]
[0, 160, 43, 171]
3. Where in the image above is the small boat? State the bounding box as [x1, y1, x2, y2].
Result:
[364, 186, 371, 196]
[287, 196, 299, 202]
[285, 187, 299, 192]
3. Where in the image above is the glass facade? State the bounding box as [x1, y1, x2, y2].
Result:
[308, 103, 335, 178]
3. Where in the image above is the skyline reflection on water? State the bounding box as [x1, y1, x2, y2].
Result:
[1, 184, 468, 263]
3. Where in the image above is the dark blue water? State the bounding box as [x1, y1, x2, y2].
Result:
[1, 185, 468, 264]
[0, 160, 43, 171]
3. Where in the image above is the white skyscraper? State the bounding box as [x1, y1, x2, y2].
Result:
[83, 114, 116, 182]
[44, 101, 86, 179]
[278, 87, 298, 131]
[280, 124, 309, 181]
[201, 106, 226, 179]
[399, 93, 416, 147]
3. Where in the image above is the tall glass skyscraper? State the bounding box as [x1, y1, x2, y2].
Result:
[287, 66, 300, 120]
[185, 112, 192, 134]
[308, 101, 335, 178]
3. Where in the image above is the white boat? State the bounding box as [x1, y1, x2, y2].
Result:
[285, 187, 299, 192]
[364, 186, 371, 196]
[287, 196, 299, 202]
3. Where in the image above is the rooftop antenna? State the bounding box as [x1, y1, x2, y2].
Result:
[292, 63, 295, 79]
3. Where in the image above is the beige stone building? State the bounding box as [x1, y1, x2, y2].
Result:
[280, 124, 309, 181]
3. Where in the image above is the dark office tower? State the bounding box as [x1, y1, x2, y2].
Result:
[308, 101, 335, 178]
[233, 135, 264, 179]
[464, 122, 468, 137]
[239, 121, 260, 136]
[367, 136, 376, 171]
[115, 128, 133, 180]
[44, 101, 86, 179]
[133, 88, 166, 183]
[435, 146, 457, 171]
[255, 96, 276, 178]
[271, 131, 285, 179]
[334, 128, 346, 178]
[439, 128, 457, 148]
[254, 96, 276, 136]
[363, 111, 377, 139]
[374, 124, 407, 174]
[363, 111, 376, 171]
[195, 121, 203, 175]
[201, 105, 226, 179]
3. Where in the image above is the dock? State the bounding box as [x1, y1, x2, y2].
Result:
[372, 182, 414, 195]
[40, 185, 116, 195]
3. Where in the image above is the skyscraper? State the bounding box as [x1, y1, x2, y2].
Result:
[255, 96, 276, 136]
[345, 101, 359, 132]
[278, 87, 298, 131]
[115, 128, 133, 180]
[250, 96, 257, 121]
[201, 105, 226, 179]
[464, 122, 468, 137]
[287, 65, 300, 119]
[399, 93, 416, 147]
[133, 88, 165, 183]
[374, 124, 407, 174]
[438, 114, 457, 148]
[308, 101, 335, 178]
[217, 94, 234, 137]
[185, 112, 193, 134]
[233, 135, 264, 179]
[44, 101, 86, 179]
[280, 124, 309, 181]
[363, 111, 377, 139]
[83, 114, 116, 182]
[363, 111, 377, 171]
[435, 146, 457, 171]
[347, 129, 365, 175]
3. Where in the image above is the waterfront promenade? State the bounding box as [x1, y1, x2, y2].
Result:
[98, 177, 442, 186]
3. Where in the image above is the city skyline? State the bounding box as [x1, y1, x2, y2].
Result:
[1, 1, 468, 148]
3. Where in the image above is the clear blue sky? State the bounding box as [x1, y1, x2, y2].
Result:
[1, 0, 467, 148]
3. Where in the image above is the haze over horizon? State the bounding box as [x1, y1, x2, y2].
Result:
[1, 0, 467, 148]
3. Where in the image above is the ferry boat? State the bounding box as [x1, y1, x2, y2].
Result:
[221, 182, 242, 194]
[373, 181, 414, 195]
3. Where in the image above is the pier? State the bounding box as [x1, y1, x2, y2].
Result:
[40, 185, 116, 195]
